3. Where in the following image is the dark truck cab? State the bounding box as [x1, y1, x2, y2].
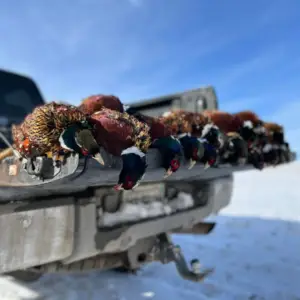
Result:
[0, 70, 45, 148]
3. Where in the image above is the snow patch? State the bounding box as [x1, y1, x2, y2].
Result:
[0, 276, 41, 300]
[167, 192, 194, 212]
[99, 192, 194, 227]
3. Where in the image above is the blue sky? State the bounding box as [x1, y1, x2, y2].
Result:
[0, 0, 300, 154]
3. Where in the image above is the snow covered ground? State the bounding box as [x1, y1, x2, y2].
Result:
[1, 162, 300, 300]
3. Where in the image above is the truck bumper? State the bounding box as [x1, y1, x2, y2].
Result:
[0, 176, 233, 274]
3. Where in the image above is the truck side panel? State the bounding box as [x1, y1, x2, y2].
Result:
[0, 200, 74, 273]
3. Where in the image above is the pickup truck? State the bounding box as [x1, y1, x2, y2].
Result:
[0, 69, 275, 283]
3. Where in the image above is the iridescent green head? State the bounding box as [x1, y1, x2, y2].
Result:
[59, 122, 104, 165]
[152, 136, 183, 177]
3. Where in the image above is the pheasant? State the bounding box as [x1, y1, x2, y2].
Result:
[89, 108, 151, 190]
[10, 102, 104, 164]
[125, 107, 183, 178]
[160, 110, 222, 169]
[79, 94, 124, 115]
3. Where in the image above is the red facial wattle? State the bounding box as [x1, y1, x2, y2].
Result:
[114, 184, 122, 191]
[208, 158, 215, 166]
[124, 175, 134, 190]
[81, 148, 89, 156]
[192, 148, 199, 161]
[170, 159, 180, 172]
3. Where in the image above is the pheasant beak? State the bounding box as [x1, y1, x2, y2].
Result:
[218, 137, 224, 148]
[204, 161, 211, 170]
[114, 184, 123, 191]
[93, 152, 105, 166]
[188, 159, 197, 170]
[164, 168, 173, 178]
[238, 157, 247, 165]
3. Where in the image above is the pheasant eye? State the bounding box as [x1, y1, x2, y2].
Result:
[170, 159, 180, 172]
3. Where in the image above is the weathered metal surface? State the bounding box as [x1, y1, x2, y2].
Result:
[62, 201, 99, 265]
[0, 154, 82, 187]
[172, 222, 216, 235]
[0, 161, 252, 203]
[94, 193, 215, 253]
[0, 176, 234, 273]
[31, 253, 126, 274]
[0, 148, 162, 188]
[63, 179, 222, 264]
[210, 176, 234, 214]
[122, 183, 165, 203]
[0, 202, 75, 273]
